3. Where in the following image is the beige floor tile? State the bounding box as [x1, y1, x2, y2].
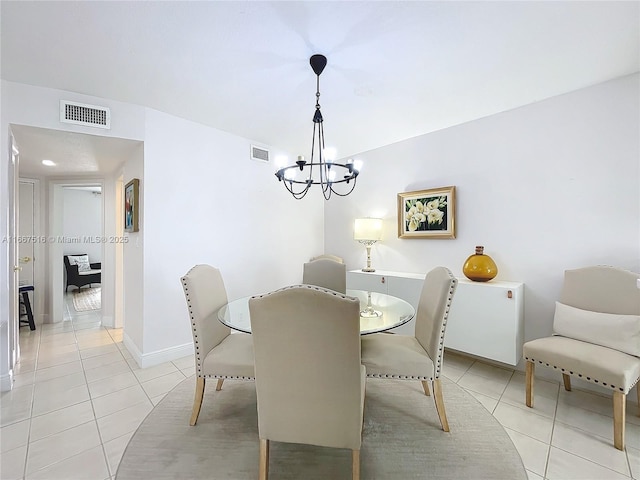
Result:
[82, 351, 127, 371]
[88, 371, 139, 399]
[171, 354, 195, 370]
[546, 446, 630, 480]
[31, 382, 90, 417]
[26, 420, 101, 474]
[29, 400, 95, 442]
[505, 427, 549, 477]
[33, 371, 86, 396]
[91, 384, 149, 419]
[0, 419, 30, 452]
[103, 432, 134, 476]
[551, 422, 630, 475]
[627, 445, 640, 479]
[526, 469, 544, 480]
[26, 444, 110, 480]
[0, 385, 34, 427]
[457, 371, 510, 399]
[555, 403, 616, 441]
[140, 371, 186, 398]
[467, 360, 514, 382]
[493, 402, 554, 443]
[96, 401, 153, 443]
[132, 361, 180, 383]
[34, 360, 83, 383]
[467, 389, 499, 413]
[35, 350, 81, 370]
[84, 359, 132, 383]
[1, 445, 27, 480]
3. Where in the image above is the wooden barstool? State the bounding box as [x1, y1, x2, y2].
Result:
[19, 284, 36, 331]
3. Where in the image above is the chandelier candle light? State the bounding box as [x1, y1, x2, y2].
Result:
[275, 54, 360, 200]
[354, 218, 383, 272]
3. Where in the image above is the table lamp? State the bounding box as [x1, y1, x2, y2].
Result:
[354, 218, 383, 272]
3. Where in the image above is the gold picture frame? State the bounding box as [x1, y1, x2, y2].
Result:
[398, 186, 456, 239]
[124, 178, 140, 233]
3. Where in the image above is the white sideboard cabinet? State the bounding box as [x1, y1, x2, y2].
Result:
[347, 270, 524, 366]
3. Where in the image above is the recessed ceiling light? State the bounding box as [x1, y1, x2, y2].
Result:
[42, 160, 56, 167]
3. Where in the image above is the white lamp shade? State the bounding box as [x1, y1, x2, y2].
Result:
[354, 218, 383, 241]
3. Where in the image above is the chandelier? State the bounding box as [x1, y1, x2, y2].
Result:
[275, 54, 359, 200]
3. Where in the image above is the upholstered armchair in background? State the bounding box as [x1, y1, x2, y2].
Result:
[64, 254, 101, 292]
[523, 265, 640, 450]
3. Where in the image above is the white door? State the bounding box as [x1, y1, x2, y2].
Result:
[18, 181, 35, 287]
[9, 136, 20, 370]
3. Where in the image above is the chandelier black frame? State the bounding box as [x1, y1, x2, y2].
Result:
[275, 54, 359, 200]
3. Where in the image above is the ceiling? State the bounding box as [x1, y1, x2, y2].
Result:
[2, 1, 638, 177]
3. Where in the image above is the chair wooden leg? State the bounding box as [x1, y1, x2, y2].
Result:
[189, 377, 205, 426]
[562, 373, 572, 391]
[613, 391, 625, 450]
[421, 380, 431, 396]
[216, 378, 224, 391]
[432, 379, 449, 432]
[259, 438, 269, 480]
[352, 449, 360, 480]
[525, 361, 534, 408]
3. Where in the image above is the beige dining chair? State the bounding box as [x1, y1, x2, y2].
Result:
[248, 285, 365, 480]
[310, 253, 344, 263]
[180, 264, 254, 426]
[302, 257, 347, 293]
[523, 265, 640, 450]
[360, 266, 458, 431]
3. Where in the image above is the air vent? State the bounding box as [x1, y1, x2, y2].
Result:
[60, 100, 111, 129]
[251, 145, 270, 163]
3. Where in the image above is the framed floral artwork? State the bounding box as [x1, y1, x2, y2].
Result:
[397, 186, 456, 239]
[124, 178, 140, 233]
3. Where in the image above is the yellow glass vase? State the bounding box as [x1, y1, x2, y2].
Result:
[463, 246, 498, 282]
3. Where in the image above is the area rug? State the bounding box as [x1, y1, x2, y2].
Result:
[72, 287, 101, 312]
[116, 377, 526, 479]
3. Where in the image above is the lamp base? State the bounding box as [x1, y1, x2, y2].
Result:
[361, 267, 376, 272]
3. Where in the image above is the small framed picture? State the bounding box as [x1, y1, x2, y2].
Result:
[124, 178, 140, 233]
[398, 186, 455, 239]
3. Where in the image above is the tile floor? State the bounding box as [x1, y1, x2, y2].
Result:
[1, 294, 639, 480]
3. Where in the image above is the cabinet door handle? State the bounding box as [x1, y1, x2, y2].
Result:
[507, 290, 513, 299]
[381, 277, 385, 284]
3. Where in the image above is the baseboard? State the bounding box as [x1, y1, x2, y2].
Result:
[123, 333, 194, 369]
[0, 371, 13, 392]
[100, 315, 114, 328]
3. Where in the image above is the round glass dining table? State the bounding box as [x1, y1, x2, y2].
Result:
[217, 289, 416, 335]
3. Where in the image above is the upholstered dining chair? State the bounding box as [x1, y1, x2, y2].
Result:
[248, 285, 365, 480]
[360, 266, 458, 432]
[180, 264, 254, 426]
[310, 253, 344, 263]
[523, 265, 640, 450]
[302, 257, 347, 293]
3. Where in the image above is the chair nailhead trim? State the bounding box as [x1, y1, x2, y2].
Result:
[524, 356, 639, 393]
[366, 373, 434, 381]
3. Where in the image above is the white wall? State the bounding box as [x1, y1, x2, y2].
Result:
[136, 108, 323, 365]
[62, 188, 102, 261]
[326, 73, 640, 368]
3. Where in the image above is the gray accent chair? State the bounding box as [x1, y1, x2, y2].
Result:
[360, 266, 458, 431]
[180, 264, 254, 426]
[249, 285, 365, 480]
[523, 265, 640, 450]
[302, 257, 347, 293]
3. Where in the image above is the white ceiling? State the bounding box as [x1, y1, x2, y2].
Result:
[2, 1, 638, 177]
